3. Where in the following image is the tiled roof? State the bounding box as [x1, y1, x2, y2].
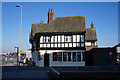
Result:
[85, 28, 97, 41]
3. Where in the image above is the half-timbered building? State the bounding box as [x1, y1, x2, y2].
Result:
[29, 8, 97, 67]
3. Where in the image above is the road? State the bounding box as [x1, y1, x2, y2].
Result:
[1, 59, 50, 80]
[2, 59, 17, 66]
[2, 66, 50, 80]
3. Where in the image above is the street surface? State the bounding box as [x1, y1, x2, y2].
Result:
[1, 59, 50, 80]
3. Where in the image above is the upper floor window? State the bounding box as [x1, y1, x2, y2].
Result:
[91, 42, 95, 46]
[65, 35, 72, 42]
[65, 36, 68, 42]
[69, 36, 73, 42]
[53, 36, 55, 42]
[44, 36, 50, 43]
[81, 35, 84, 42]
[60, 36, 62, 42]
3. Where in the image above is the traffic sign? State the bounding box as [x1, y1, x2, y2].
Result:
[18, 50, 22, 53]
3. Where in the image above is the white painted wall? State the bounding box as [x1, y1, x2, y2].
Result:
[85, 42, 91, 46]
[117, 47, 120, 53]
[35, 50, 85, 67]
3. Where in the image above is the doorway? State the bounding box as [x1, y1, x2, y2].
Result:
[44, 53, 49, 67]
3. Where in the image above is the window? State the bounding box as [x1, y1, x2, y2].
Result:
[77, 52, 81, 62]
[77, 43, 80, 47]
[44, 36, 50, 43]
[81, 43, 84, 47]
[73, 35, 76, 42]
[60, 35, 62, 42]
[73, 52, 76, 62]
[81, 35, 84, 42]
[53, 44, 55, 47]
[58, 43, 60, 47]
[91, 42, 95, 46]
[68, 52, 71, 61]
[65, 43, 68, 47]
[65, 36, 68, 42]
[60, 43, 62, 47]
[48, 37, 50, 43]
[55, 36, 57, 42]
[69, 35, 73, 42]
[77, 35, 80, 42]
[40, 36, 43, 43]
[73, 43, 76, 47]
[58, 52, 62, 61]
[63, 52, 67, 61]
[69, 43, 72, 47]
[53, 36, 55, 42]
[53, 52, 57, 61]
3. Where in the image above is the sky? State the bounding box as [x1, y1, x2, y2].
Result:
[2, 2, 118, 53]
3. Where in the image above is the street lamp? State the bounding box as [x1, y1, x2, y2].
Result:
[16, 5, 23, 62]
[15, 47, 19, 71]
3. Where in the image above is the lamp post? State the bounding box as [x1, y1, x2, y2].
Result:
[15, 47, 19, 72]
[16, 5, 23, 62]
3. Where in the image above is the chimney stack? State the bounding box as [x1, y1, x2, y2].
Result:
[40, 20, 43, 24]
[48, 8, 53, 23]
[91, 22, 94, 29]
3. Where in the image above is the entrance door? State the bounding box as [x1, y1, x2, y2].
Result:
[44, 53, 49, 67]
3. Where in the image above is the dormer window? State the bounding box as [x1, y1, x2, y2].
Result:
[91, 42, 95, 46]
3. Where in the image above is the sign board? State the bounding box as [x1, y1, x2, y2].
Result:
[18, 50, 22, 53]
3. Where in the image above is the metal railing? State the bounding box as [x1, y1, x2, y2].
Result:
[50, 67, 60, 80]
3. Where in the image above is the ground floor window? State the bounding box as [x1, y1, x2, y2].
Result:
[77, 52, 81, 62]
[58, 52, 62, 61]
[52, 51, 85, 62]
[53, 52, 57, 61]
[73, 52, 76, 62]
[63, 52, 67, 61]
[68, 52, 71, 61]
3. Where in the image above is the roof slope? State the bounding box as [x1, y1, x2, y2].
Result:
[85, 28, 97, 41]
[32, 23, 48, 36]
[31, 15, 86, 36]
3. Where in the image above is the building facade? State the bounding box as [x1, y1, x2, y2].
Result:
[30, 9, 97, 67]
[113, 43, 120, 64]
[85, 48, 117, 66]
[85, 22, 98, 51]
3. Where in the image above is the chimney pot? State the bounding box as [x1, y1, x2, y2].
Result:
[51, 9, 53, 12]
[91, 22, 94, 28]
[48, 8, 53, 24]
[49, 8, 50, 12]
[40, 20, 43, 23]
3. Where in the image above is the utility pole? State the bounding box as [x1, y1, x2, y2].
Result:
[16, 5, 23, 63]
